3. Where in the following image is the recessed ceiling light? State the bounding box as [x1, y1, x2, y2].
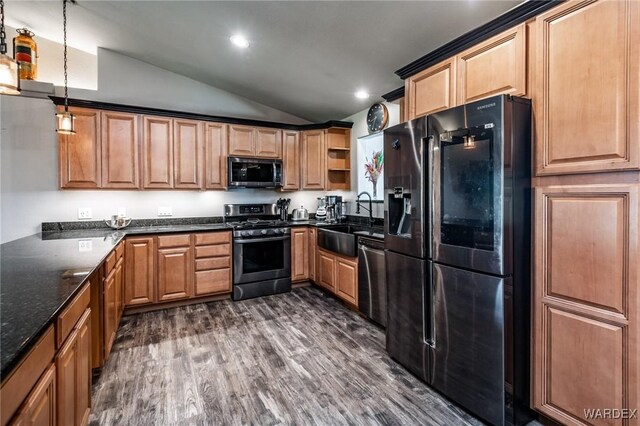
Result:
[230, 34, 250, 49]
[355, 90, 370, 100]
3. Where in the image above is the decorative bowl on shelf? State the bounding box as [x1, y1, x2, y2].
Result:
[105, 217, 132, 230]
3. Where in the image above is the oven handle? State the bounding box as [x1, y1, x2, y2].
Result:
[234, 235, 291, 244]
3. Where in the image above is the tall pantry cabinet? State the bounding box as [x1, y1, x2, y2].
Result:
[531, 1, 640, 425]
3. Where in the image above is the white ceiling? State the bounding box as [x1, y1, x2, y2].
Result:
[6, 1, 523, 122]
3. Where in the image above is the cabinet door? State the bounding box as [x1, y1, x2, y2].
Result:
[124, 237, 155, 306]
[255, 128, 282, 158]
[228, 125, 254, 156]
[114, 257, 124, 324]
[13, 364, 56, 426]
[174, 119, 202, 189]
[282, 131, 300, 190]
[142, 115, 173, 189]
[317, 250, 336, 292]
[157, 245, 193, 301]
[457, 23, 526, 104]
[59, 107, 101, 189]
[75, 310, 91, 426]
[335, 256, 357, 305]
[291, 228, 309, 282]
[534, 0, 640, 175]
[308, 228, 317, 282]
[533, 184, 639, 425]
[405, 57, 456, 119]
[103, 268, 117, 358]
[204, 123, 228, 189]
[101, 111, 140, 188]
[301, 130, 326, 190]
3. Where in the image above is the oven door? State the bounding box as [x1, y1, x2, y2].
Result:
[228, 157, 283, 188]
[432, 121, 506, 276]
[233, 235, 291, 284]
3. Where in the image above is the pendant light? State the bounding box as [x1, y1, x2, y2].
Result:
[0, 0, 20, 95]
[56, 0, 75, 134]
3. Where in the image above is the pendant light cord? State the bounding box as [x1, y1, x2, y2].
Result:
[63, 0, 69, 111]
[0, 0, 7, 55]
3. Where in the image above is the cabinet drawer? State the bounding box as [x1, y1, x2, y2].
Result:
[115, 240, 124, 259]
[157, 234, 191, 248]
[195, 269, 231, 295]
[104, 250, 116, 273]
[195, 256, 230, 271]
[56, 283, 90, 348]
[195, 244, 230, 258]
[194, 232, 231, 246]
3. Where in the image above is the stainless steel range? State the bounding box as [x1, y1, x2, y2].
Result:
[224, 204, 291, 301]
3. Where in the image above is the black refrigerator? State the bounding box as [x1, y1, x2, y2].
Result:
[385, 95, 533, 426]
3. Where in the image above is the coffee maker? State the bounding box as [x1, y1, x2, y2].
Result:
[315, 197, 327, 221]
[325, 195, 345, 223]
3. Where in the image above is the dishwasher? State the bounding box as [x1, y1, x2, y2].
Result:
[357, 237, 386, 327]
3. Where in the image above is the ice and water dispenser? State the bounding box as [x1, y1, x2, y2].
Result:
[388, 187, 412, 238]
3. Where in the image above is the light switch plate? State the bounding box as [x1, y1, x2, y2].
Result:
[158, 206, 172, 217]
[78, 240, 93, 252]
[78, 208, 92, 220]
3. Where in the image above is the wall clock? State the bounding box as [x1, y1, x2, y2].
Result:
[366, 103, 389, 133]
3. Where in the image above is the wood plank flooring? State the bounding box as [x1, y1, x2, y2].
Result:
[90, 286, 484, 425]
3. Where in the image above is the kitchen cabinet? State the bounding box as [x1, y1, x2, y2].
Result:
[157, 235, 193, 301]
[308, 228, 317, 282]
[405, 58, 456, 119]
[281, 131, 300, 190]
[204, 123, 227, 189]
[100, 111, 140, 189]
[142, 116, 173, 189]
[103, 267, 117, 357]
[317, 249, 336, 292]
[193, 232, 232, 296]
[326, 128, 351, 191]
[228, 125, 254, 156]
[11, 364, 57, 426]
[457, 23, 526, 104]
[58, 107, 101, 189]
[124, 237, 155, 306]
[228, 125, 282, 158]
[335, 257, 357, 305]
[533, 0, 640, 175]
[532, 183, 639, 425]
[301, 130, 326, 190]
[255, 128, 282, 158]
[56, 309, 91, 426]
[173, 119, 203, 189]
[291, 227, 309, 282]
[114, 256, 124, 326]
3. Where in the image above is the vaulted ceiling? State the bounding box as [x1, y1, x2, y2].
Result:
[7, 1, 522, 121]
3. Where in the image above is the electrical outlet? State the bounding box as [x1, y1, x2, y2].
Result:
[117, 207, 127, 217]
[78, 208, 92, 220]
[158, 206, 172, 217]
[78, 240, 93, 252]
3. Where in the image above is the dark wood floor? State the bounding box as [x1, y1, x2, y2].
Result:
[90, 286, 485, 425]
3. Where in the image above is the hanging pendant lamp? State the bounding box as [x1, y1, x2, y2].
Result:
[0, 0, 20, 95]
[56, 0, 75, 134]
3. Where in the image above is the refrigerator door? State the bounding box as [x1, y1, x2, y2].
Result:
[383, 118, 429, 259]
[385, 250, 430, 382]
[431, 95, 508, 276]
[430, 263, 506, 426]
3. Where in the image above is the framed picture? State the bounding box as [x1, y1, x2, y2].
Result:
[356, 132, 384, 201]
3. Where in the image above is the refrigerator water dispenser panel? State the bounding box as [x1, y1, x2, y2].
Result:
[388, 191, 412, 238]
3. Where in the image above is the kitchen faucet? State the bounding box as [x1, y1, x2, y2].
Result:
[356, 191, 374, 228]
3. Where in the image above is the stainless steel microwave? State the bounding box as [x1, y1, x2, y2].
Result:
[228, 157, 283, 188]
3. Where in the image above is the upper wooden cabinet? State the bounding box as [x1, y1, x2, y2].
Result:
[142, 116, 173, 189]
[534, 0, 640, 175]
[533, 183, 639, 425]
[58, 107, 101, 189]
[173, 119, 203, 189]
[405, 58, 456, 119]
[282, 130, 300, 190]
[301, 130, 326, 190]
[228, 125, 282, 158]
[326, 128, 351, 191]
[204, 123, 228, 189]
[457, 23, 526, 104]
[101, 111, 140, 189]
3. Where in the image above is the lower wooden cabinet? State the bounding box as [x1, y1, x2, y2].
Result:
[56, 309, 91, 426]
[316, 248, 358, 305]
[11, 364, 57, 426]
[533, 183, 639, 425]
[157, 235, 194, 301]
[103, 268, 117, 358]
[317, 250, 336, 292]
[308, 228, 317, 282]
[193, 232, 232, 296]
[124, 237, 155, 306]
[291, 228, 309, 282]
